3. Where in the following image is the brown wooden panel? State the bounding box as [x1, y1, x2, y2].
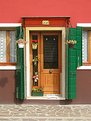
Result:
[41, 73, 60, 94]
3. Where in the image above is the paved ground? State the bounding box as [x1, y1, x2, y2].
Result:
[0, 105, 91, 121]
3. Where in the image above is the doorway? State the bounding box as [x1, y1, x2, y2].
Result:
[30, 31, 62, 95]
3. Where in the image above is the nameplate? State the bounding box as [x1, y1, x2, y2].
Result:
[42, 20, 49, 25]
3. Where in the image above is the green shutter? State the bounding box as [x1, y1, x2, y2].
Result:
[76, 27, 82, 67]
[66, 27, 82, 99]
[66, 28, 77, 99]
[16, 26, 25, 100]
[68, 47, 77, 99]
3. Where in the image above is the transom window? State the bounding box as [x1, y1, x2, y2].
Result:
[0, 30, 16, 65]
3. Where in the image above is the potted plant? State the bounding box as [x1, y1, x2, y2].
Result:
[32, 56, 38, 66]
[16, 39, 27, 48]
[32, 40, 38, 50]
[31, 87, 43, 96]
[32, 74, 38, 83]
[66, 40, 77, 48]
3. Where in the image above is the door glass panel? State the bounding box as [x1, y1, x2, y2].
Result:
[32, 35, 38, 86]
[43, 35, 58, 69]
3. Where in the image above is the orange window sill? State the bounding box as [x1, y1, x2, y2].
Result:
[0, 63, 16, 66]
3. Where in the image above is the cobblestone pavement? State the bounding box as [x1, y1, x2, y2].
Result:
[0, 105, 91, 121]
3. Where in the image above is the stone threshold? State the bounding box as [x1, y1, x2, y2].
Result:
[27, 95, 65, 100]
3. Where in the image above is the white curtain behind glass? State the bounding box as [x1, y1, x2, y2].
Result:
[0, 31, 6, 62]
[10, 31, 16, 62]
[82, 31, 88, 62]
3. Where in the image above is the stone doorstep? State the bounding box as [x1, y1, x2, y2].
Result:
[27, 95, 65, 100]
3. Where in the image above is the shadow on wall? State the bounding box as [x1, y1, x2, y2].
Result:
[0, 78, 8, 87]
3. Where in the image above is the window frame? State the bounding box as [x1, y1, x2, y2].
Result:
[77, 23, 91, 69]
[0, 29, 16, 65]
[0, 23, 21, 68]
[82, 29, 91, 66]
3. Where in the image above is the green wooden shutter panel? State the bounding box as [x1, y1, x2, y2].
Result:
[76, 27, 82, 67]
[68, 47, 76, 99]
[16, 27, 25, 100]
[16, 27, 20, 40]
[66, 27, 82, 99]
[66, 28, 77, 99]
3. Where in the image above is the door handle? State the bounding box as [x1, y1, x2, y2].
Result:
[49, 69, 52, 74]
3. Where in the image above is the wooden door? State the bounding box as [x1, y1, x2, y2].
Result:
[40, 32, 62, 94]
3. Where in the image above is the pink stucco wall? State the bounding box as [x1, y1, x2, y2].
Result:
[0, 0, 91, 27]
